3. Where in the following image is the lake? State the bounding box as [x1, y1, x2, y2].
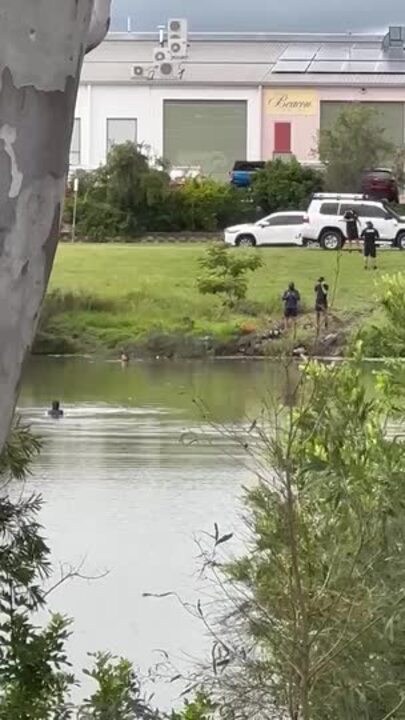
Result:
[17, 356, 301, 705]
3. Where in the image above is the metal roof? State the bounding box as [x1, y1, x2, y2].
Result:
[82, 29, 405, 85]
[106, 30, 387, 43]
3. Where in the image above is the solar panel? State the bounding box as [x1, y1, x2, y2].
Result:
[308, 60, 347, 73]
[376, 60, 405, 73]
[280, 43, 320, 60]
[266, 43, 289, 62]
[315, 44, 351, 60]
[349, 48, 383, 60]
[344, 61, 380, 73]
[273, 59, 311, 73]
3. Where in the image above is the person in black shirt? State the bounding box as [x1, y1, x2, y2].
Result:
[314, 276, 329, 334]
[48, 400, 64, 419]
[361, 221, 379, 270]
[282, 282, 300, 335]
[343, 208, 359, 250]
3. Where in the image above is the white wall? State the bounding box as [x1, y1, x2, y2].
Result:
[74, 83, 261, 170]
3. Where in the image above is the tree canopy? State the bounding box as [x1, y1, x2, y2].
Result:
[318, 105, 396, 192]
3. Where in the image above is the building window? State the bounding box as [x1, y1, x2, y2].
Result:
[70, 118, 81, 167]
[107, 118, 137, 155]
[274, 122, 291, 154]
[163, 100, 247, 180]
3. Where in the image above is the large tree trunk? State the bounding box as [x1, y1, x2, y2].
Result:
[0, 0, 110, 451]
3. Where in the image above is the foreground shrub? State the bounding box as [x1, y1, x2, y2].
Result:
[0, 426, 162, 718]
[197, 243, 262, 307]
[358, 272, 405, 356]
[196, 352, 405, 720]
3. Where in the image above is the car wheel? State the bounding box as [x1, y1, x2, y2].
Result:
[237, 234, 256, 247]
[320, 229, 343, 251]
[396, 232, 405, 250]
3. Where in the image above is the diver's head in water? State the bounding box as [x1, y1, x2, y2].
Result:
[48, 400, 63, 418]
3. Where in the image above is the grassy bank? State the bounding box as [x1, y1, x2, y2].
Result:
[34, 243, 405, 357]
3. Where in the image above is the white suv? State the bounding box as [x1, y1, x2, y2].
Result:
[224, 211, 305, 247]
[303, 193, 405, 250]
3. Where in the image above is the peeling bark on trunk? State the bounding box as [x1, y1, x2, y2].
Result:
[0, 0, 111, 451]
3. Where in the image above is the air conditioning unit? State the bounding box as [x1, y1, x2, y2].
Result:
[153, 47, 171, 64]
[388, 25, 405, 47]
[168, 18, 188, 58]
[383, 26, 405, 56]
[156, 61, 175, 78]
[131, 65, 145, 78]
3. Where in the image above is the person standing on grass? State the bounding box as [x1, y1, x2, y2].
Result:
[361, 221, 379, 270]
[343, 208, 360, 250]
[282, 282, 300, 336]
[314, 276, 329, 335]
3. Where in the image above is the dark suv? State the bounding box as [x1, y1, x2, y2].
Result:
[361, 168, 399, 204]
[230, 161, 265, 188]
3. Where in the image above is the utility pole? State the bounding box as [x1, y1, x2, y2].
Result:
[71, 177, 80, 243]
[0, 0, 111, 451]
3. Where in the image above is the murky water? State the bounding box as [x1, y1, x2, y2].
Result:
[17, 356, 300, 704]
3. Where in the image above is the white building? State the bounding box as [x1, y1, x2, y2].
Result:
[72, 24, 405, 178]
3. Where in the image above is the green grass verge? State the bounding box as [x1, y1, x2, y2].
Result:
[34, 243, 405, 356]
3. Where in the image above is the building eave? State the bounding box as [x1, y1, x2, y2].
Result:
[105, 30, 386, 44]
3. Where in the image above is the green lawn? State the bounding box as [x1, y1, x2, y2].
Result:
[39, 243, 405, 354]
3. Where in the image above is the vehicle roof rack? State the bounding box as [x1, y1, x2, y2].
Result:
[312, 193, 367, 200]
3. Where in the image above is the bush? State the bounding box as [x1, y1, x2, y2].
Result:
[357, 273, 405, 357]
[66, 144, 172, 236]
[66, 145, 256, 237]
[252, 157, 324, 214]
[172, 179, 255, 232]
[203, 354, 405, 720]
[75, 199, 128, 240]
[197, 243, 263, 307]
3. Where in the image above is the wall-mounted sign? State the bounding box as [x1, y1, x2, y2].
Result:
[265, 89, 318, 116]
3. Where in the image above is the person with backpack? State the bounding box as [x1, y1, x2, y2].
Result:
[361, 221, 379, 270]
[282, 282, 300, 335]
[314, 276, 329, 334]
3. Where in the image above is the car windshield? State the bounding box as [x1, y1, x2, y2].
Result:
[385, 205, 401, 220]
[366, 170, 392, 180]
[233, 161, 265, 172]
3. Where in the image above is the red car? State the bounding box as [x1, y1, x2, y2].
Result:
[361, 168, 399, 204]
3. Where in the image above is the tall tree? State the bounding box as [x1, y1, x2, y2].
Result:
[0, 0, 111, 452]
[318, 105, 395, 192]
